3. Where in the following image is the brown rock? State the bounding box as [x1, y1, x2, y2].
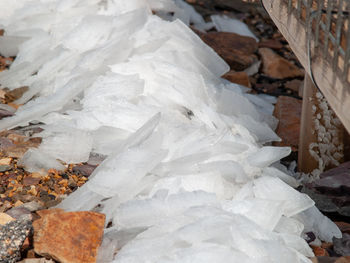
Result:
[311, 246, 329, 257]
[273, 96, 302, 150]
[335, 257, 350, 263]
[285, 79, 303, 93]
[201, 32, 258, 71]
[258, 39, 283, 49]
[222, 70, 251, 87]
[33, 209, 105, 263]
[259, 48, 304, 79]
[23, 176, 41, 186]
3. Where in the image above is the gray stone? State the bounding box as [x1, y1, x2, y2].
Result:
[333, 233, 350, 256]
[0, 219, 32, 263]
[0, 165, 11, 172]
[6, 207, 32, 221]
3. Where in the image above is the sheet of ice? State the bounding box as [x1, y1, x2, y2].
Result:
[18, 148, 65, 173]
[211, 14, 259, 41]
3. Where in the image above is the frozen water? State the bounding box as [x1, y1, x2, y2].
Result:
[211, 14, 259, 41]
[18, 148, 65, 173]
[0, 0, 341, 262]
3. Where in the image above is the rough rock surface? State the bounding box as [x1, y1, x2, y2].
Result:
[0, 219, 32, 263]
[273, 96, 302, 150]
[201, 32, 258, 70]
[222, 70, 251, 87]
[259, 48, 304, 79]
[33, 209, 105, 263]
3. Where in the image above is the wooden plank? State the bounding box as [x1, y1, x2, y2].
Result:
[262, 0, 350, 134]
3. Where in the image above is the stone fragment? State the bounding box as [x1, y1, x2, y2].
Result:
[258, 39, 283, 49]
[0, 219, 32, 263]
[259, 48, 304, 79]
[23, 176, 41, 186]
[0, 157, 11, 165]
[0, 165, 11, 172]
[0, 108, 13, 119]
[311, 245, 330, 257]
[4, 86, 29, 103]
[0, 212, 15, 225]
[335, 222, 350, 235]
[18, 258, 55, 263]
[335, 257, 350, 263]
[33, 209, 105, 263]
[333, 233, 350, 256]
[273, 96, 302, 150]
[222, 70, 251, 87]
[285, 79, 303, 93]
[0, 137, 15, 150]
[201, 32, 258, 70]
[6, 207, 32, 221]
[72, 164, 97, 177]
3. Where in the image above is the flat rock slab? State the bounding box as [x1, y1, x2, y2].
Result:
[200, 31, 258, 71]
[33, 209, 105, 263]
[259, 47, 304, 79]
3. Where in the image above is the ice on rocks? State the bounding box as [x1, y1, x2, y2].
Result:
[211, 14, 259, 41]
[18, 148, 65, 173]
[0, 0, 341, 262]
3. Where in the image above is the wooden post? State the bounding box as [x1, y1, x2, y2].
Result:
[298, 74, 319, 173]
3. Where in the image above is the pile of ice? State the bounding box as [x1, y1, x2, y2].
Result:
[0, 0, 341, 262]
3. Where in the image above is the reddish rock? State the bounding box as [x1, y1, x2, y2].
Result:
[259, 39, 283, 49]
[72, 164, 97, 177]
[259, 48, 304, 79]
[311, 246, 329, 257]
[23, 177, 41, 186]
[201, 32, 258, 71]
[285, 79, 303, 93]
[33, 209, 105, 263]
[222, 70, 251, 87]
[273, 96, 302, 150]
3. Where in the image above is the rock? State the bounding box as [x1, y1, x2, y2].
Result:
[334, 234, 350, 256]
[311, 245, 330, 257]
[273, 96, 302, 150]
[23, 176, 41, 186]
[200, 32, 258, 71]
[335, 222, 350, 235]
[33, 209, 105, 263]
[0, 219, 32, 263]
[335, 257, 350, 263]
[0, 108, 14, 119]
[0, 213, 15, 225]
[258, 39, 283, 49]
[72, 164, 97, 177]
[18, 259, 55, 263]
[0, 157, 12, 165]
[285, 79, 303, 93]
[6, 207, 32, 221]
[0, 165, 11, 172]
[222, 70, 251, 87]
[4, 86, 29, 103]
[259, 48, 304, 79]
[0, 137, 15, 150]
